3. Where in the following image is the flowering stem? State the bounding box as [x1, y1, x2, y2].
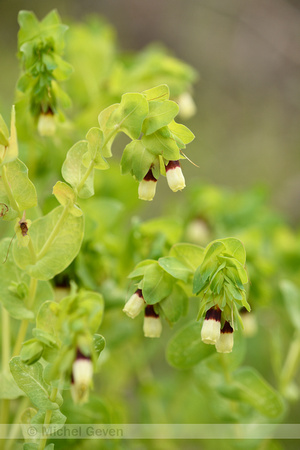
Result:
[38, 386, 58, 450]
[12, 277, 38, 357]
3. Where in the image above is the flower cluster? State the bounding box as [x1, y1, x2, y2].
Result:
[138, 159, 185, 201]
[123, 289, 162, 338]
[200, 306, 234, 353]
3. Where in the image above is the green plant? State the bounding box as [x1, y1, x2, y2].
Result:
[0, 9, 299, 450]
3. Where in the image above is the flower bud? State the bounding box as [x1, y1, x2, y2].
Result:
[37, 110, 56, 136]
[143, 305, 162, 338]
[166, 160, 185, 192]
[123, 289, 145, 319]
[138, 170, 157, 201]
[177, 92, 197, 120]
[201, 306, 221, 345]
[215, 321, 234, 353]
[71, 351, 93, 405]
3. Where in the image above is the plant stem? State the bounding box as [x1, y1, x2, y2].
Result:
[12, 277, 38, 357]
[2, 306, 10, 371]
[38, 387, 58, 450]
[36, 204, 69, 260]
[280, 332, 300, 393]
[75, 126, 118, 196]
[0, 307, 11, 444]
[1, 165, 21, 216]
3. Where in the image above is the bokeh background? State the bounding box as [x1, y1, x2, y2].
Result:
[0, 0, 299, 225]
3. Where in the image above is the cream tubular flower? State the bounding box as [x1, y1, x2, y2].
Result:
[71, 351, 93, 405]
[138, 169, 157, 201]
[215, 321, 234, 353]
[166, 160, 185, 192]
[123, 289, 145, 319]
[201, 306, 221, 345]
[143, 305, 162, 338]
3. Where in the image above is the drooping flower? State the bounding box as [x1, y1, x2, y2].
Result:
[215, 321, 234, 353]
[37, 109, 56, 136]
[143, 305, 162, 338]
[177, 92, 197, 120]
[166, 160, 185, 192]
[201, 306, 221, 345]
[138, 169, 157, 201]
[123, 289, 145, 319]
[71, 350, 93, 405]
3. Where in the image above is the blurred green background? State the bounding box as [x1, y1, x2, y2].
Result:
[0, 0, 299, 224]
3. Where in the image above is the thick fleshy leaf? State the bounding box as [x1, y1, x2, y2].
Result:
[107, 93, 149, 139]
[142, 100, 179, 135]
[94, 334, 106, 358]
[61, 141, 94, 199]
[0, 159, 37, 212]
[142, 262, 173, 305]
[128, 260, 156, 279]
[13, 206, 84, 281]
[142, 85, 170, 101]
[158, 256, 192, 283]
[18, 11, 40, 46]
[130, 141, 156, 181]
[142, 126, 180, 160]
[166, 321, 214, 369]
[10, 358, 59, 411]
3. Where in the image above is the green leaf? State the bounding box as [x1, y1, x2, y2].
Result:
[0, 159, 37, 211]
[20, 339, 44, 365]
[78, 291, 105, 333]
[0, 114, 9, 146]
[10, 357, 59, 411]
[0, 238, 34, 320]
[168, 120, 195, 145]
[193, 261, 216, 295]
[62, 141, 94, 199]
[142, 100, 179, 136]
[231, 367, 284, 418]
[0, 371, 25, 399]
[84, 127, 109, 170]
[94, 334, 106, 358]
[107, 93, 149, 139]
[3, 105, 19, 165]
[217, 238, 246, 265]
[18, 11, 39, 46]
[158, 256, 192, 283]
[13, 206, 84, 281]
[202, 241, 226, 266]
[35, 301, 60, 346]
[142, 262, 173, 305]
[166, 321, 214, 369]
[280, 280, 300, 331]
[142, 85, 170, 101]
[128, 260, 156, 279]
[52, 181, 82, 217]
[98, 104, 119, 158]
[169, 243, 205, 271]
[130, 141, 156, 181]
[160, 284, 189, 323]
[142, 127, 180, 160]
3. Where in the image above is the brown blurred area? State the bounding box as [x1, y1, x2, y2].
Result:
[0, 0, 299, 223]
